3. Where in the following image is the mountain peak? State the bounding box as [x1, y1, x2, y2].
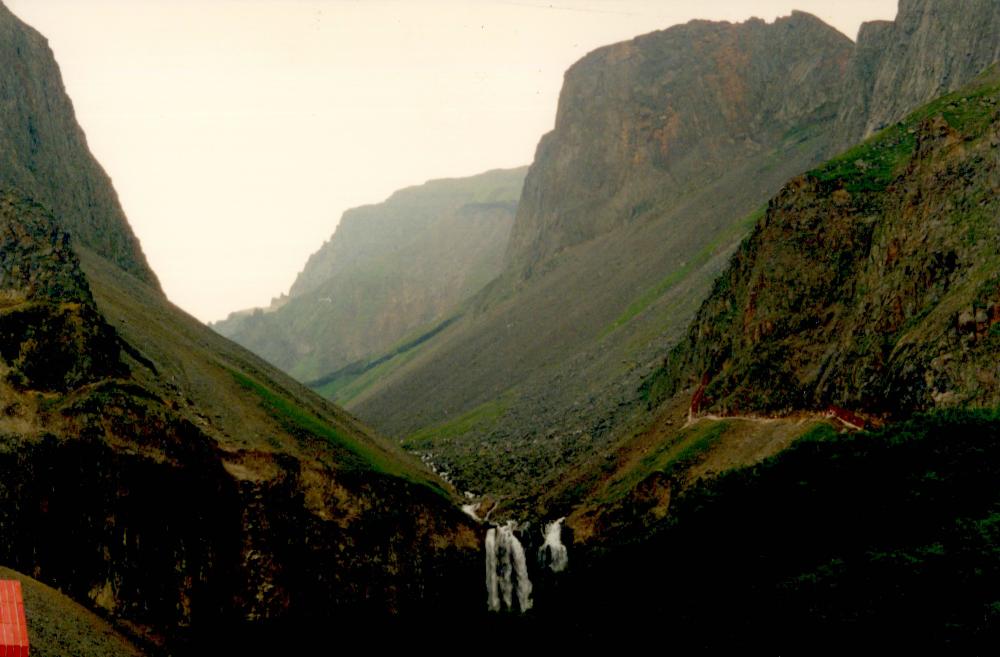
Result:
[836, 0, 1000, 142]
[0, 3, 159, 288]
[503, 14, 852, 281]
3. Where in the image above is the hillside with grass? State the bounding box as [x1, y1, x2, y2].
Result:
[454, 50, 1000, 650]
[650, 66, 1000, 417]
[0, 3, 480, 651]
[343, 1, 1000, 508]
[347, 12, 855, 500]
[540, 66, 1000, 543]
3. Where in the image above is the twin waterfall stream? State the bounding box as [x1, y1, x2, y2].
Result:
[483, 518, 568, 613]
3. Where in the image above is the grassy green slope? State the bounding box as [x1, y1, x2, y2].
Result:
[78, 247, 446, 495]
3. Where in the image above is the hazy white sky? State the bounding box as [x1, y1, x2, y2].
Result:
[6, 0, 897, 322]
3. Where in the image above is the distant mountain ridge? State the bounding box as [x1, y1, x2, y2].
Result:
[289, 169, 525, 299]
[213, 167, 525, 382]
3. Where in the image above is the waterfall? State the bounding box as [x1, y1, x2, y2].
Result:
[483, 517, 570, 612]
[538, 517, 569, 573]
[485, 528, 500, 611]
[484, 522, 533, 612]
[498, 527, 515, 610]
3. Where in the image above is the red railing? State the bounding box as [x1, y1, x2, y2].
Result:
[0, 580, 29, 656]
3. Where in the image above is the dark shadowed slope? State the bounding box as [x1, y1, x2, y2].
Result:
[542, 410, 1000, 651]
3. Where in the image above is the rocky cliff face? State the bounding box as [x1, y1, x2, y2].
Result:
[505, 12, 852, 280]
[836, 0, 1000, 144]
[509, 1, 1000, 283]
[213, 168, 525, 382]
[0, 191, 123, 392]
[0, 3, 157, 287]
[652, 67, 1000, 417]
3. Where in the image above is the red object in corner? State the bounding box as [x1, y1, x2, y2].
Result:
[0, 580, 29, 656]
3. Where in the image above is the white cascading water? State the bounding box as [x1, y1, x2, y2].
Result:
[538, 517, 569, 573]
[484, 522, 533, 612]
[485, 528, 500, 611]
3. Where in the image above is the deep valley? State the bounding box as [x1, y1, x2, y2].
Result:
[1, 0, 999, 652]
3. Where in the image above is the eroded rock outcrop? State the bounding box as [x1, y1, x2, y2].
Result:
[0, 3, 157, 286]
[653, 68, 1000, 417]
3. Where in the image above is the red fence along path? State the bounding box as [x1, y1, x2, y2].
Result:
[0, 580, 29, 656]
